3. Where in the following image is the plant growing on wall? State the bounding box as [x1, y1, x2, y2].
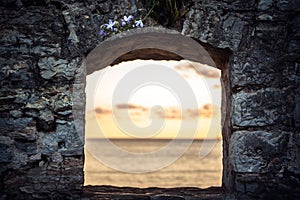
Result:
[139, 0, 191, 26]
[98, 0, 191, 38]
[99, 15, 144, 37]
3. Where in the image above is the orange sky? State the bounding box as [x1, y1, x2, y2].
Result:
[85, 60, 221, 139]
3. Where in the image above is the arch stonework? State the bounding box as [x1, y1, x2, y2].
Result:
[0, 0, 299, 199]
[86, 27, 219, 74]
[86, 26, 233, 191]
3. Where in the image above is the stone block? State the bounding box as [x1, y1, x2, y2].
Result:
[40, 132, 58, 155]
[56, 123, 84, 156]
[29, 152, 41, 161]
[38, 57, 80, 80]
[53, 92, 72, 112]
[32, 44, 61, 56]
[0, 117, 37, 141]
[37, 108, 55, 131]
[221, 15, 245, 50]
[258, 0, 273, 10]
[71, 83, 86, 110]
[0, 117, 35, 131]
[277, 0, 300, 11]
[0, 136, 14, 163]
[15, 141, 37, 156]
[10, 110, 23, 118]
[51, 152, 63, 163]
[11, 152, 29, 169]
[230, 131, 290, 173]
[40, 121, 84, 156]
[235, 173, 300, 199]
[0, 58, 36, 88]
[231, 88, 292, 127]
[231, 0, 256, 10]
[25, 94, 49, 110]
[231, 49, 295, 88]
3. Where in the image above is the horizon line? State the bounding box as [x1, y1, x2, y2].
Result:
[85, 137, 222, 141]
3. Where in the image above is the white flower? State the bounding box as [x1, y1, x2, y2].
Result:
[105, 19, 117, 30]
[135, 19, 144, 28]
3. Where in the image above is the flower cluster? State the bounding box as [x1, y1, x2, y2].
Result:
[99, 15, 144, 37]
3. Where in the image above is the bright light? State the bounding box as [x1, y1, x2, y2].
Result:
[85, 60, 221, 139]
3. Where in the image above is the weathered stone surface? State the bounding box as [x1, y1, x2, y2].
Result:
[0, 117, 35, 131]
[235, 173, 300, 199]
[230, 131, 290, 173]
[37, 109, 54, 131]
[287, 146, 300, 175]
[38, 57, 80, 80]
[230, 0, 256, 10]
[10, 110, 23, 118]
[258, 0, 273, 10]
[29, 152, 41, 161]
[231, 49, 295, 88]
[72, 83, 86, 110]
[83, 186, 222, 200]
[0, 58, 36, 89]
[277, 0, 300, 11]
[0, 0, 299, 199]
[181, 1, 250, 51]
[231, 88, 293, 127]
[0, 136, 14, 163]
[295, 63, 300, 129]
[40, 122, 83, 156]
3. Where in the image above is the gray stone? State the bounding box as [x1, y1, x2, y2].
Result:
[25, 110, 39, 118]
[56, 119, 68, 124]
[12, 127, 37, 141]
[0, 0, 299, 198]
[56, 122, 84, 149]
[51, 152, 63, 163]
[38, 109, 55, 131]
[230, 131, 290, 173]
[25, 95, 49, 110]
[10, 110, 23, 118]
[15, 141, 37, 156]
[40, 122, 83, 156]
[72, 83, 86, 109]
[296, 135, 300, 147]
[0, 118, 34, 131]
[152, 195, 184, 200]
[99, 1, 112, 14]
[258, 0, 273, 10]
[40, 132, 58, 155]
[231, 0, 256, 10]
[11, 152, 28, 169]
[0, 136, 14, 163]
[231, 88, 290, 127]
[29, 152, 41, 161]
[57, 110, 72, 116]
[231, 59, 271, 87]
[32, 44, 61, 56]
[277, 0, 299, 11]
[38, 57, 79, 80]
[295, 72, 300, 129]
[257, 14, 273, 21]
[53, 92, 72, 112]
[62, 11, 79, 45]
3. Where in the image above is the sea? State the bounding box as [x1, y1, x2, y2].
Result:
[84, 139, 222, 188]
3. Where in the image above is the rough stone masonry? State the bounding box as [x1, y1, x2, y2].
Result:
[0, 0, 299, 199]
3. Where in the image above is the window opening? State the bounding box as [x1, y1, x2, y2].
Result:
[84, 59, 222, 188]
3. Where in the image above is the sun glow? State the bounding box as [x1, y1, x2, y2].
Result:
[85, 60, 221, 139]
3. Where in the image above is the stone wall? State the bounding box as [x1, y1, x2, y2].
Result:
[181, 1, 299, 199]
[0, 0, 299, 199]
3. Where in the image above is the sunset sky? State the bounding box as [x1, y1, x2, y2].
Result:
[85, 59, 221, 139]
